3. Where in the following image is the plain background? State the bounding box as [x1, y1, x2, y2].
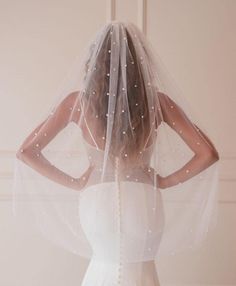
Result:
[0, 0, 235, 285]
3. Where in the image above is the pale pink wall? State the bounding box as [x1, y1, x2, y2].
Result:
[0, 0, 235, 285]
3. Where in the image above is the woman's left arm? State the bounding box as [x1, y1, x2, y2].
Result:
[16, 91, 93, 191]
[156, 92, 219, 189]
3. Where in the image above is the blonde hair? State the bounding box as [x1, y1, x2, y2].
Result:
[82, 26, 152, 167]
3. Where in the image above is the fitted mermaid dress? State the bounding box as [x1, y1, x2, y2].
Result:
[78, 141, 165, 286]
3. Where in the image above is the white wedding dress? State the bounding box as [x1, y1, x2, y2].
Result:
[78, 140, 165, 286]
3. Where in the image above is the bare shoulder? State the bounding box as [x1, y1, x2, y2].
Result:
[55, 90, 81, 113]
[61, 90, 81, 107]
[53, 90, 81, 123]
[157, 91, 170, 103]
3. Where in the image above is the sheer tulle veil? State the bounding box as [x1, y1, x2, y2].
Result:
[12, 20, 220, 262]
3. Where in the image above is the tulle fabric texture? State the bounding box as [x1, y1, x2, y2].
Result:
[12, 20, 220, 264]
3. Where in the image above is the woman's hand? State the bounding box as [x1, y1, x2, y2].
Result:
[156, 174, 168, 189]
[143, 165, 168, 190]
[156, 174, 180, 189]
[72, 163, 95, 192]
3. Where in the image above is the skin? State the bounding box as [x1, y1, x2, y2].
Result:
[154, 92, 219, 188]
[16, 91, 219, 191]
[16, 91, 92, 191]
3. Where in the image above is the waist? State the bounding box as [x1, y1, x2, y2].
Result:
[90, 255, 156, 266]
[87, 167, 154, 185]
[82, 180, 158, 194]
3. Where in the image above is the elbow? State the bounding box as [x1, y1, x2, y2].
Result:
[16, 146, 35, 162]
[197, 148, 220, 166]
[213, 150, 220, 162]
[16, 148, 24, 160]
[208, 147, 220, 163]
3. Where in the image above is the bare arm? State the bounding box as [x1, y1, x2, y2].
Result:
[16, 91, 93, 191]
[156, 92, 219, 189]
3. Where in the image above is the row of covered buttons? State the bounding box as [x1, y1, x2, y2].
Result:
[115, 157, 123, 285]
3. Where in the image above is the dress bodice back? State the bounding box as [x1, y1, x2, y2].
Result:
[84, 140, 154, 165]
[83, 139, 156, 186]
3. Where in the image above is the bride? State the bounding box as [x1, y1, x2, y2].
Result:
[13, 21, 219, 286]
